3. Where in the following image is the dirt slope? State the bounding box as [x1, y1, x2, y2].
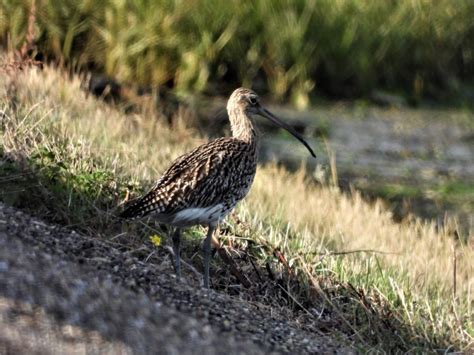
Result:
[0, 203, 348, 354]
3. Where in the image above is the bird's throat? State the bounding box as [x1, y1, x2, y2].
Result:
[229, 108, 257, 144]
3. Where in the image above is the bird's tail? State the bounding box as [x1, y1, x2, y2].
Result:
[119, 192, 157, 219]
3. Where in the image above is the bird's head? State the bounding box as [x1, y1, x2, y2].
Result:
[227, 87, 316, 158]
[228, 87, 261, 115]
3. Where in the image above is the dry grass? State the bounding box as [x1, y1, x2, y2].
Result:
[250, 167, 472, 299]
[1, 63, 473, 351]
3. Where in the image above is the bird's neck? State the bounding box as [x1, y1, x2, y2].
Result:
[228, 108, 257, 144]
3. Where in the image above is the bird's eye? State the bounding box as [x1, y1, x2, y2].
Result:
[249, 96, 257, 105]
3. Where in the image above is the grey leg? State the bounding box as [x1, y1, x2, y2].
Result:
[172, 228, 181, 280]
[203, 224, 216, 289]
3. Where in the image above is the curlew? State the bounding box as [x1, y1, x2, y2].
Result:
[120, 88, 316, 288]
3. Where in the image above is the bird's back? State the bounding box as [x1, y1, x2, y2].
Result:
[120, 137, 257, 222]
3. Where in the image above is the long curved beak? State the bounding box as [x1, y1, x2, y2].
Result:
[258, 106, 316, 158]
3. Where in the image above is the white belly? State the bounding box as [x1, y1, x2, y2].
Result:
[169, 204, 229, 227]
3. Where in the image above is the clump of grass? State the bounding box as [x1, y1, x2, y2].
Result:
[2, 0, 474, 106]
[246, 166, 473, 347]
[1, 63, 473, 351]
[1, 60, 197, 233]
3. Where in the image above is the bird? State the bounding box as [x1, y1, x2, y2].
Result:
[120, 88, 316, 288]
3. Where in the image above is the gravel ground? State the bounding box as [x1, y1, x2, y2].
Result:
[0, 203, 347, 354]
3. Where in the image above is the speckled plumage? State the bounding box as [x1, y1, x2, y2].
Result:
[120, 88, 315, 288]
[120, 137, 257, 226]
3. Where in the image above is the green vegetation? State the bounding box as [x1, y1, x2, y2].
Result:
[1, 63, 473, 351]
[365, 180, 474, 225]
[433, 181, 474, 202]
[1, 0, 474, 107]
[367, 181, 474, 208]
[369, 183, 423, 200]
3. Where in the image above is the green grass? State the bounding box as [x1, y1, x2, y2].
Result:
[1, 63, 473, 352]
[1, 0, 474, 107]
[433, 181, 474, 202]
[366, 180, 474, 219]
[371, 183, 423, 200]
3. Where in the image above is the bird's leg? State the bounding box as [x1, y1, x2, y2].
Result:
[203, 224, 216, 289]
[172, 227, 182, 280]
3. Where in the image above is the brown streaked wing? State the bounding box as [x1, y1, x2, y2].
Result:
[120, 138, 255, 218]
